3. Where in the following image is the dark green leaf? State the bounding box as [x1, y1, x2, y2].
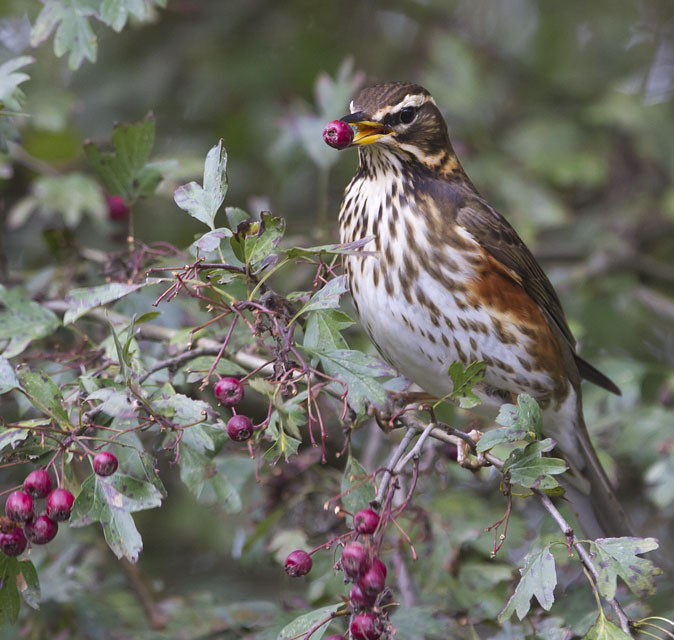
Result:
[308, 348, 394, 414]
[84, 113, 161, 203]
[341, 454, 375, 525]
[63, 281, 152, 325]
[295, 275, 348, 317]
[15, 365, 72, 429]
[17, 560, 40, 610]
[503, 439, 566, 489]
[447, 361, 485, 409]
[582, 611, 632, 640]
[174, 140, 228, 230]
[0, 555, 20, 624]
[591, 537, 661, 600]
[303, 309, 352, 352]
[0, 357, 20, 394]
[0, 286, 60, 358]
[477, 394, 542, 452]
[499, 546, 556, 622]
[230, 213, 285, 270]
[276, 603, 343, 640]
[70, 473, 163, 562]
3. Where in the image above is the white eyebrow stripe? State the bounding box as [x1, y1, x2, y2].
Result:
[370, 93, 434, 121]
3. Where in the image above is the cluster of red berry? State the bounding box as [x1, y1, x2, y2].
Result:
[284, 507, 387, 640]
[0, 452, 119, 557]
[213, 377, 256, 442]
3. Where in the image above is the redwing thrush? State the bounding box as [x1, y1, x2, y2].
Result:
[336, 82, 629, 538]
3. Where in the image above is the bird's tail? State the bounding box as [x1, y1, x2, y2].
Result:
[551, 400, 634, 539]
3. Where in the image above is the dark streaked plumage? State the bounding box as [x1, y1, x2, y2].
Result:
[337, 81, 629, 538]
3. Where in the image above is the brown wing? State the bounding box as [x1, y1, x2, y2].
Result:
[441, 184, 620, 395]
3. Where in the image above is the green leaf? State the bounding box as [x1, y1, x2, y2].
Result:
[582, 611, 632, 640]
[303, 309, 352, 352]
[174, 140, 227, 230]
[84, 113, 161, 203]
[153, 392, 212, 427]
[295, 275, 348, 318]
[99, 0, 149, 32]
[477, 394, 542, 452]
[276, 603, 343, 640]
[31, 0, 98, 70]
[646, 456, 674, 507]
[498, 546, 556, 622]
[15, 365, 72, 429]
[9, 173, 107, 229]
[308, 348, 394, 415]
[230, 213, 285, 270]
[70, 473, 163, 562]
[63, 281, 152, 325]
[17, 560, 40, 610]
[447, 360, 485, 409]
[0, 356, 20, 394]
[590, 537, 661, 600]
[0, 555, 20, 625]
[0, 286, 60, 358]
[502, 439, 566, 490]
[265, 409, 301, 462]
[341, 454, 375, 526]
[283, 236, 375, 260]
[0, 426, 30, 452]
[0, 55, 34, 111]
[192, 227, 233, 253]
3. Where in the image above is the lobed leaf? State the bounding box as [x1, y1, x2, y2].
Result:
[590, 537, 661, 600]
[276, 603, 343, 640]
[341, 454, 375, 526]
[502, 438, 567, 490]
[477, 394, 542, 452]
[447, 360, 485, 409]
[499, 546, 557, 622]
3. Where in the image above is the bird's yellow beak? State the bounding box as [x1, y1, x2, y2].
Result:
[348, 120, 393, 145]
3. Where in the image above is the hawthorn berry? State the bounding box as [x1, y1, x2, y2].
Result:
[358, 560, 386, 596]
[0, 527, 27, 557]
[350, 583, 377, 609]
[23, 469, 53, 498]
[46, 488, 75, 522]
[107, 195, 130, 221]
[227, 414, 253, 442]
[353, 508, 379, 535]
[340, 542, 369, 581]
[284, 549, 313, 577]
[93, 451, 119, 477]
[5, 491, 33, 523]
[24, 514, 58, 545]
[350, 612, 382, 640]
[214, 377, 244, 407]
[322, 120, 354, 150]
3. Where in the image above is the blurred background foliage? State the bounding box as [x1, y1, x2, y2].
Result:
[1, 0, 674, 638]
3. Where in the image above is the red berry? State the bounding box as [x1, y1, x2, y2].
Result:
[214, 377, 244, 407]
[0, 527, 27, 557]
[227, 414, 253, 442]
[93, 451, 118, 477]
[340, 542, 369, 581]
[24, 514, 58, 545]
[353, 508, 380, 535]
[350, 612, 382, 640]
[325, 636, 346, 640]
[323, 120, 354, 150]
[5, 491, 33, 523]
[284, 550, 313, 577]
[350, 582, 377, 609]
[107, 195, 130, 221]
[24, 470, 53, 498]
[358, 559, 386, 596]
[46, 488, 75, 522]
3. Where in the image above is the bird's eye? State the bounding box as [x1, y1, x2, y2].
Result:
[399, 106, 417, 124]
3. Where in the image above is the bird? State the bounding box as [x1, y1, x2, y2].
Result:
[335, 81, 630, 538]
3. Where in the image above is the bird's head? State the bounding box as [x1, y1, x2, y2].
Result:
[340, 81, 453, 169]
